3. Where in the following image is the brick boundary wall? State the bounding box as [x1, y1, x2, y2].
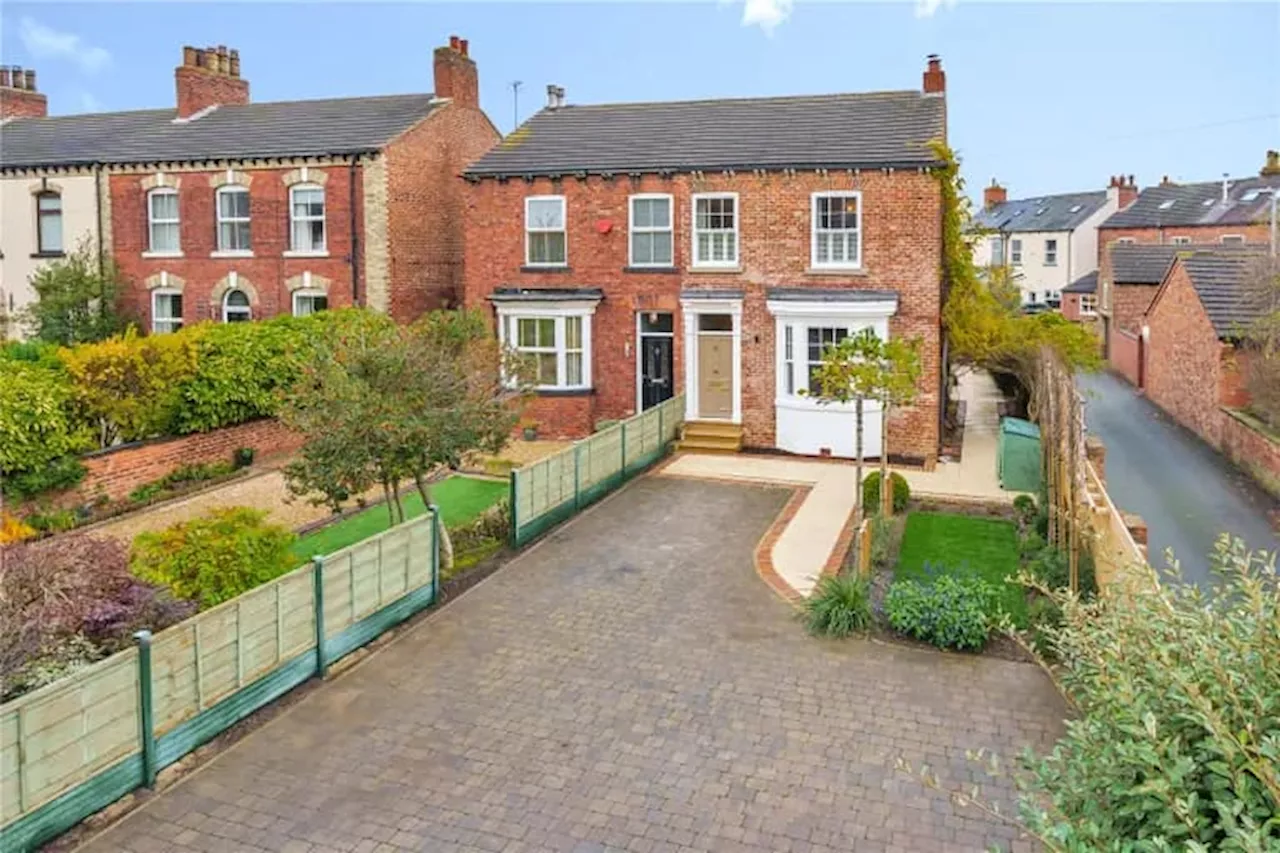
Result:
[1218, 408, 1280, 495]
[1110, 328, 1141, 387]
[39, 419, 303, 507]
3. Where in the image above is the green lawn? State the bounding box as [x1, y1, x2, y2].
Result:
[895, 511, 1026, 625]
[291, 476, 507, 561]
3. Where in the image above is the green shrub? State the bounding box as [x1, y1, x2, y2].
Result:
[862, 470, 910, 514]
[1016, 536, 1280, 849]
[0, 362, 90, 499]
[130, 507, 298, 608]
[1026, 543, 1097, 598]
[0, 340, 63, 368]
[128, 482, 165, 504]
[233, 447, 256, 469]
[452, 500, 511, 553]
[1018, 531, 1046, 561]
[25, 508, 78, 533]
[1012, 493, 1037, 527]
[804, 574, 873, 638]
[884, 571, 998, 650]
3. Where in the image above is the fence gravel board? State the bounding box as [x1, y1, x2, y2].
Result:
[1, 510, 438, 852]
[512, 395, 684, 545]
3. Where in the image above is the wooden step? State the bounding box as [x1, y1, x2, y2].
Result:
[681, 420, 744, 440]
[676, 420, 744, 453]
[677, 433, 743, 452]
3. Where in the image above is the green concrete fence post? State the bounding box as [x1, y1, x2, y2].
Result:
[658, 405, 664, 451]
[574, 444, 583, 511]
[508, 473, 518, 549]
[620, 422, 629, 483]
[312, 557, 327, 678]
[429, 505, 441, 604]
[133, 630, 156, 788]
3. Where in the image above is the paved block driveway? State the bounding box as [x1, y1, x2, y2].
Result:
[80, 478, 1066, 853]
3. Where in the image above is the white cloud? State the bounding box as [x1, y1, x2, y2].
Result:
[19, 17, 112, 74]
[914, 0, 957, 19]
[741, 0, 795, 35]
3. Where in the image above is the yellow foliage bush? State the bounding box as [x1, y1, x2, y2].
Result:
[0, 511, 36, 544]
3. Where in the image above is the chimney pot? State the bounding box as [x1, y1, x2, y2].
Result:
[24, 69, 35, 91]
[0, 67, 10, 89]
[547, 84, 559, 109]
[450, 35, 461, 50]
[8, 66, 21, 90]
[229, 50, 240, 78]
[459, 38, 469, 56]
[922, 54, 945, 95]
[176, 44, 249, 117]
[1261, 149, 1280, 177]
[0, 63, 48, 117]
[182, 46, 198, 67]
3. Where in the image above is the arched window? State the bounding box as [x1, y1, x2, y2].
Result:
[222, 288, 252, 323]
[289, 185, 326, 253]
[147, 188, 180, 254]
[36, 191, 62, 255]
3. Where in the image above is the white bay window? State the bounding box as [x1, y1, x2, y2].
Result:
[497, 303, 595, 391]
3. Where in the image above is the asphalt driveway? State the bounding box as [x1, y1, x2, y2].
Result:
[78, 477, 1065, 853]
[1079, 371, 1279, 586]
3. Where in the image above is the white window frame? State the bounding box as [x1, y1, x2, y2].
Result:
[691, 192, 739, 269]
[1079, 294, 1098, 317]
[151, 288, 183, 334]
[222, 288, 252, 323]
[288, 184, 326, 255]
[496, 304, 595, 390]
[1169, 236, 1191, 245]
[1116, 237, 1136, 245]
[628, 193, 674, 268]
[145, 188, 182, 256]
[810, 191, 863, 270]
[1011, 238, 1023, 265]
[1044, 238, 1058, 266]
[215, 186, 252, 255]
[35, 191, 62, 255]
[524, 195, 567, 267]
[1220, 234, 1246, 245]
[989, 236, 1005, 265]
[292, 289, 328, 317]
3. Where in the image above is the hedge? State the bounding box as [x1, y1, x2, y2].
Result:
[0, 309, 384, 501]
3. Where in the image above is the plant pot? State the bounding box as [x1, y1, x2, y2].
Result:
[522, 427, 538, 441]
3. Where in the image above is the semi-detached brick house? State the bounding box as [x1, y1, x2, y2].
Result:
[462, 57, 949, 466]
[0, 36, 497, 331]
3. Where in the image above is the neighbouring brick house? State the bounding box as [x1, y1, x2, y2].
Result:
[0, 37, 497, 332]
[462, 58, 949, 465]
[1061, 270, 1098, 325]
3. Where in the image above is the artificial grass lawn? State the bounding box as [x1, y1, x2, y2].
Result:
[895, 511, 1026, 626]
[290, 475, 507, 561]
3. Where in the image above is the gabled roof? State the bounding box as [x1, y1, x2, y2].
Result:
[1172, 248, 1269, 338]
[1109, 244, 1179, 284]
[1100, 176, 1279, 229]
[464, 91, 946, 178]
[971, 190, 1108, 233]
[0, 94, 444, 169]
[1064, 271, 1098, 294]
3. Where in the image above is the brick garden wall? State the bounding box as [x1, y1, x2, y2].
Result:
[463, 169, 943, 463]
[1219, 409, 1280, 492]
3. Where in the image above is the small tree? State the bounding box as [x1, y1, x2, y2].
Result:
[23, 240, 126, 345]
[808, 329, 922, 523]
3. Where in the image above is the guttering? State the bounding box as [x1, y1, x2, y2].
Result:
[463, 158, 949, 181]
[93, 162, 105, 277]
[348, 156, 360, 305]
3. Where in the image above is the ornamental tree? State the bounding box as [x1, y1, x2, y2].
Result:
[23, 240, 126, 346]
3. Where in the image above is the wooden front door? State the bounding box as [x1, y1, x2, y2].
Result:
[697, 334, 733, 419]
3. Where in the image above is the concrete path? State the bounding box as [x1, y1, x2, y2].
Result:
[1079, 371, 1278, 586]
[77, 477, 1064, 853]
[659, 369, 1015, 598]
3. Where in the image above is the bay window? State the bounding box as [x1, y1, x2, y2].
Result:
[499, 311, 592, 390]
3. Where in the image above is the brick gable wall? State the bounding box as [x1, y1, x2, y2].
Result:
[383, 103, 500, 321]
[1144, 263, 1226, 444]
[111, 163, 363, 327]
[463, 169, 943, 462]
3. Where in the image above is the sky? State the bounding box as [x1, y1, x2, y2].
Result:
[2, 2, 1277, 203]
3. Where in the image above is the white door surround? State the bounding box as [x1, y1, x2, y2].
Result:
[766, 293, 898, 458]
[679, 294, 743, 423]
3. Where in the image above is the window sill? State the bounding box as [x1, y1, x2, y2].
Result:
[535, 387, 594, 398]
[30, 251, 65, 259]
[688, 265, 742, 274]
[211, 250, 254, 259]
[804, 266, 866, 276]
[283, 250, 329, 258]
[623, 266, 678, 274]
[142, 251, 184, 259]
[520, 265, 571, 273]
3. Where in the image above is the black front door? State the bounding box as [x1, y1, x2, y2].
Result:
[640, 313, 674, 410]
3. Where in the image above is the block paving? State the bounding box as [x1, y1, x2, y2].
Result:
[77, 477, 1067, 853]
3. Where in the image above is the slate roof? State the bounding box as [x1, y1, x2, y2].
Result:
[464, 91, 946, 177]
[1174, 249, 1269, 338]
[0, 94, 443, 169]
[1109, 244, 1179, 284]
[1063, 271, 1097, 294]
[971, 190, 1108, 233]
[1100, 176, 1280, 229]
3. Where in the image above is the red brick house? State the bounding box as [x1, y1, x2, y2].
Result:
[1061, 271, 1098, 325]
[462, 58, 949, 465]
[0, 37, 497, 329]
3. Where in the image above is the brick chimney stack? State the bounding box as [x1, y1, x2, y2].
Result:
[1262, 150, 1280, 177]
[983, 179, 1006, 209]
[922, 54, 945, 95]
[1108, 174, 1138, 209]
[0, 66, 48, 119]
[434, 34, 479, 109]
[175, 45, 249, 119]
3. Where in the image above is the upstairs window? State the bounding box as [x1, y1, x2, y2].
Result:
[1044, 238, 1058, 265]
[290, 185, 326, 253]
[811, 192, 861, 269]
[525, 196, 566, 266]
[36, 192, 62, 255]
[1011, 238, 1023, 265]
[147, 188, 181, 254]
[222, 288, 252, 323]
[989, 236, 1005, 264]
[216, 187, 251, 253]
[629, 195, 673, 267]
[693, 194, 738, 267]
